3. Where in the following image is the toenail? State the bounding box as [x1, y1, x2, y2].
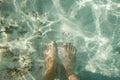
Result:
[51, 41, 55, 44]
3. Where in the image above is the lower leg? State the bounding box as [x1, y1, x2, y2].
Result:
[64, 65, 78, 80]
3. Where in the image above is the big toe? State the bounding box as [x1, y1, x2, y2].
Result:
[48, 41, 56, 49]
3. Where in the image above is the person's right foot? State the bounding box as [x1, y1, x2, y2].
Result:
[62, 43, 78, 80]
[62, 43, 77, 67]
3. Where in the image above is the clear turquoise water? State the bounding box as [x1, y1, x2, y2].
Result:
[0, 0, 120, 80]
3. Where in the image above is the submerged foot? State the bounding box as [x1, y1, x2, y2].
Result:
[43, 41, 57, 80]
[62, 43, 78, 80]
[62, 43, 76, 67]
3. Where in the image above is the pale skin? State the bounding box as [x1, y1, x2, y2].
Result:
[43, 41, 78, 80]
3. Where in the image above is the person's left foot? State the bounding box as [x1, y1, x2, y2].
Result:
[43, 41, 57, 79]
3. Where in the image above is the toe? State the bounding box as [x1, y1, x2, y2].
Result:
[68, 43, 72, 51]
[70, 45, 74, 52]
[51, 41, 56, 45]
[73, 47, 77, 54]
[63, 43, 67, 50]
[69, 44, 73, 51]
[66, 43, 71, 51]
[48, 41, 56, 49]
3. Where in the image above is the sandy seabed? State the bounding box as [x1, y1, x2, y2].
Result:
[0, 0, 120, 80]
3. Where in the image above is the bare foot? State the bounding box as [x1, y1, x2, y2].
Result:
[62, 43, 78, 80]
[43, 41, 57, 80]
[62, 43, 76, 66]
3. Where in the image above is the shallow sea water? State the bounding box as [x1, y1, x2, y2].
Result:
[0, 0, 120, 80]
